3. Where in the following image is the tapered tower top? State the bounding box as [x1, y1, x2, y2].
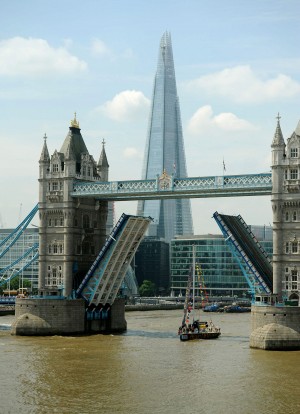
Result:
[272, 113, 285, 147]
[60, 113, 88, 162]
[39, 133, 50, 162]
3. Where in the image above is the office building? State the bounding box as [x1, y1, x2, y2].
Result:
[0, 228, 39, 290]
[135, 237, 170, 295]
[137, 32, 193, 242]
[170, 226, 273, 297]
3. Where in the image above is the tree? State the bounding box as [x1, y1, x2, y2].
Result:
[1, 277, 31, 292]
[139, 280, 156, 297]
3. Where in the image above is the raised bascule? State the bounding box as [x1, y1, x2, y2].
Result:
[5, 33, 300, 349]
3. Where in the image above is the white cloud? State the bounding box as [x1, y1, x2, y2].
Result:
[188, 65, 300, 103]
[123, 147, 140, 158]
[90, 38, 113, 57]
[187, 105, 256, 135]
[98, 90, 150, 122]
[0, 37, 87, 76]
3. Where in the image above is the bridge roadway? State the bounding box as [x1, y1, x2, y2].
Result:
[71, 173, 272, 200]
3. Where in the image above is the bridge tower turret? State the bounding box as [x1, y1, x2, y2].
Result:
[38, 114, 108, 297]
[97, 139, 109, 181]
[271, 115, 300, 304]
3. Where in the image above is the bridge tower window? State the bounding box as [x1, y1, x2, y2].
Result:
[83, 214, 90, 229]
[291, 148, 298, 158]
[290, 169, 298, 180]
[285, 212, 289, 221]
[285, 242, 289, 253]
[292, 241, 298, 253]
[293, 211, 297, 221]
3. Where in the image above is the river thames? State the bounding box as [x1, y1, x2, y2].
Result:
[0, 310, 299, 414]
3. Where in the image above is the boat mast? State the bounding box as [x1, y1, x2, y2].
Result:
[192, 244, 195, 313]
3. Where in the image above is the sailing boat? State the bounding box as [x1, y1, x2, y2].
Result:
[178, 246, 221, 342]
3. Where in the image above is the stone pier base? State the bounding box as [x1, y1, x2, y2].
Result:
[11, 297, 127, 336]
[250, 305, 300, 350]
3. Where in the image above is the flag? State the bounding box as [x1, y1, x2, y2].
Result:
[223, 158, 226, 172]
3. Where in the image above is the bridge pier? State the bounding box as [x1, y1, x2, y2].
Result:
[250, 305, 300, 350]
[11, 298, 127, 336]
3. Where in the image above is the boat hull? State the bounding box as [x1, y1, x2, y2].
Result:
[179, 331, 221, 341]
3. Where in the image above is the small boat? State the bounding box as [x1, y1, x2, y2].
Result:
[224, 304, 251, 313]
[178, 246, 221, 341]
[203, 303, 220, 312]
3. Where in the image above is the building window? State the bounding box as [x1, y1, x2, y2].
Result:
[52, 182, 58, 191]
[285, 170, 288, 179]
[291, 270, 298, 290]
[293, 211, 297, 221]
[82, 242, 90, 255]
[290, 169, 298, 180]
[60, 182, 63, 190]
[291, 148, 298, 158]
[48, 245, 52, 254]
[292, 241, 298, 253]
[285, 242, 289, 253]
[60, 217, 64, 226]
[83, 214, 90, 229]
[285, 212, 289, 221]
[53, 164, 59, 172]
[53, 244, 58, 254]
[88, 167, 91, 176]
[286, 267, 289, 272]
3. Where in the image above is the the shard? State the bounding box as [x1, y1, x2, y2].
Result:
[137, 32, 193, 242]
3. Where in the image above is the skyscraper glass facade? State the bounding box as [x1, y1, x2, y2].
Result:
[137, 32, 193, 242]
[170, 228, 273, 297]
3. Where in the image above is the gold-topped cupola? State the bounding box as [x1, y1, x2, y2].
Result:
[70, 112, 80, 129]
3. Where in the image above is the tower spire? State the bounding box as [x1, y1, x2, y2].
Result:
[97, 138, 109, 181]
[272, 113, 285, 147]
[39, 133, 50, 162]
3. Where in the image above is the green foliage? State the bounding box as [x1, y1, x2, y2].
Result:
[139, 280, 156, 297]
[1, 277, 31, 291]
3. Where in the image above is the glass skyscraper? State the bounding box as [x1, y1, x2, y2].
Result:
[137, 32, 193, 242]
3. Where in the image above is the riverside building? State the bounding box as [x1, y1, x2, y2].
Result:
[170, 226, 273, 297]
[0, 227, 39, 290]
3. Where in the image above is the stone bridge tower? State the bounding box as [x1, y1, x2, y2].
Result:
[271, 115, 300, 304]
[38, 115, 109, 297]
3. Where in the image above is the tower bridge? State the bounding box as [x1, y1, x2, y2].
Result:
[5, 30, 300, 348]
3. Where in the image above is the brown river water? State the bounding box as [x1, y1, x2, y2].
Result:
[0, 310, 299, 414]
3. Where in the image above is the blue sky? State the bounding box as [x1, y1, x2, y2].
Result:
[0, 0, 300, 233]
